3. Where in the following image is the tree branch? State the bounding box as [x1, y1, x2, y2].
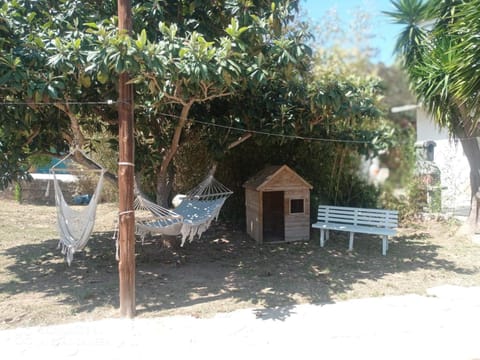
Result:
[53, 102, 85, 147]
[198, 90, 233, 103]
[227, 132, 253, 149]
[162, 92, 187, 105]
[25, 128, 41, 145]
[310, 116, 324, 127]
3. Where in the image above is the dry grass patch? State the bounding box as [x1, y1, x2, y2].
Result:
[0, 199, 479, 329]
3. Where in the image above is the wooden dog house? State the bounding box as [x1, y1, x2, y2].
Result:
[243, 165, 313, 243]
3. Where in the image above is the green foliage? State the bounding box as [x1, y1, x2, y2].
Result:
[379, 189, 412, 223]
[385, 0, 477, 129]
[448, 0, 480, 108]
[0, 0, 314, 196]
[0, 0, 394, 215]
[384, 0, 430, 67]
[308, 1, 416, 203]
[382, 121, 416, 188]
[215, 136, 382, 227]
[387, 0, 480, 216]
[380, 167, 438, 223]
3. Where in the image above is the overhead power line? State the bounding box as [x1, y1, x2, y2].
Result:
[0, 100, 379, 144]
[156, 112, 382, 145]
[0, 100, 117, 106]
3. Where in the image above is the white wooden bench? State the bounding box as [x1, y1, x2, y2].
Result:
[311, 205, 398, 255]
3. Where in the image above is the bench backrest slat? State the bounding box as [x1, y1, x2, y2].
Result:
[317, 205, 398, 229]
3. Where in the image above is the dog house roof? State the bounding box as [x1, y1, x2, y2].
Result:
[243, 164, 313, 191]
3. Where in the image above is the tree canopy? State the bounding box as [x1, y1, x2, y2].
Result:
[1, 0, 392, 206]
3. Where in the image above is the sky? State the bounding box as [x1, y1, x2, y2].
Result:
[301, 0, 403, 65]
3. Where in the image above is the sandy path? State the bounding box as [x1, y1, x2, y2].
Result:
[2, 285, 480, 360]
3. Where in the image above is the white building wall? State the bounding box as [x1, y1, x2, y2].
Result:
[416, 108, 450, 141]
[416, 108, 471, 215]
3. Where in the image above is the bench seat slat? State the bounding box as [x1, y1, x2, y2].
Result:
[312, 222, 397, 236]
[317, 218, 397, 227]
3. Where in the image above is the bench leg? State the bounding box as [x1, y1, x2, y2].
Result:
[348, 232, 354, 251]
[320, 230, 325, 247]
[326, 230, 330, 241]
[382, 235, 388, 256]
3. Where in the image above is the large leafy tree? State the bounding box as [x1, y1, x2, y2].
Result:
[0, 0, 118, 185]
[0, 0, 311, 202]
[1, 0, 390, 206]
[386, 0, 480, 228]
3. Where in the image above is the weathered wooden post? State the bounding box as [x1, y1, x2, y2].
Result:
[117, 0, 136, 318]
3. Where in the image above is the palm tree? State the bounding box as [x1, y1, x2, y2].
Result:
[386, 0, 480, 230]
[448, 0, 480, 110]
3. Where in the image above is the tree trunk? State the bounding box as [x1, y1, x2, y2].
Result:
[454, 107, 480, 232]
[155, 101, 194, 206]
[155, 162, 174, 206]
[458, 135, 480, 232]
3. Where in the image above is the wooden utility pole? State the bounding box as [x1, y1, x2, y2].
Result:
[117, 0, 136, 318]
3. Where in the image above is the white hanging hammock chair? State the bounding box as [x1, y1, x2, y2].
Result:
[49, 150, 105, 265]
[134, 174, 233, 246]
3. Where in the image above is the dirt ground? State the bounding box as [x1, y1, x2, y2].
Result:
[1, 199, 479, 330]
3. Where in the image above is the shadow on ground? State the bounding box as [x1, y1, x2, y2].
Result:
[1, 224, 476, 325]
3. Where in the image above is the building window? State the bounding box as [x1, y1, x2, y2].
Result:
[290, 199, 304, 214]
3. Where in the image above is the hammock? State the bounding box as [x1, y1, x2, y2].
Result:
[134, 193, 184, 238]
[134, 175, 233, 245]
[50, 151, 105, 265]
